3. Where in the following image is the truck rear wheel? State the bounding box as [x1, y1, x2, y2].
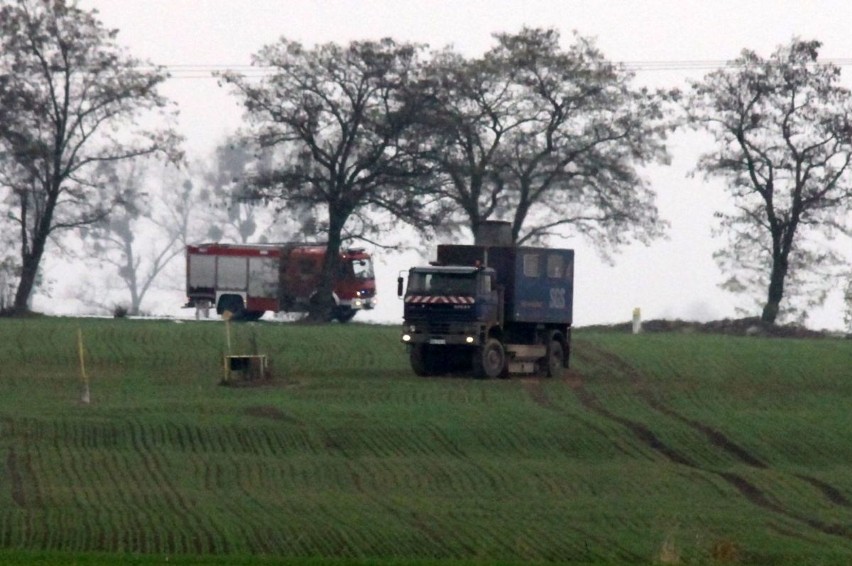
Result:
[546, 339, 564, 378]
[218, 295, 245, 320]
[473, 338, 506, 379]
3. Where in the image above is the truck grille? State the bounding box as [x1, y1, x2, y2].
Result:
[404, 304, 475, 324]
[422, 321, 453, 334]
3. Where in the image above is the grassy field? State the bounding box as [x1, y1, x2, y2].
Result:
[0, 317, 851, 565]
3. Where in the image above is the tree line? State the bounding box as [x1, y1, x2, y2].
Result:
[1, 0, 851, 326]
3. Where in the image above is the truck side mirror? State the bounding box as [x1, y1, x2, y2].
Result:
[397, 276, 404, 297]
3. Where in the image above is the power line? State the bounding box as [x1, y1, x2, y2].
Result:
[148, 58, 852, 79]
[622, 58, 852, 71]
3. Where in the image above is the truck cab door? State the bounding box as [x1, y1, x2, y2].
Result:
[477, 272, 500, 324]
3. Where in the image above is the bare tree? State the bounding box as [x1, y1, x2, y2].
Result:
[0, 256, 17, 313]
[203, 138, 264, 243]
[0, 0, 181, 315]
[416, 28, 674, 249]
[685, 39, 852, 324]
[0, 200, 21, 312]
[200, 137, 302, 244]
[84, 161, 194, 315]
[413, 46, 529, 240]
[218, 38, 439, 320]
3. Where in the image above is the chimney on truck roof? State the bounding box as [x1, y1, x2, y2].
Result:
[474, 220, 513, 246]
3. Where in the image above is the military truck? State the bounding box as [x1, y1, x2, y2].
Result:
[398, 222, 574, 378]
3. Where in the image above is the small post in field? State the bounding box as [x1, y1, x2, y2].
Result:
[632, 307, 642, 334]
[77, 328, 90, 404]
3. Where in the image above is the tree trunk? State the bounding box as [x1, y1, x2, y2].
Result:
[12, 259, 36, 314]
[306, 213, 345, 322]
[129, 286, 141, 316]
[761, 252, 788, 325]
[11, 161, 63, 314]
[12, 249, 43, 315]
[761, 299, 780, 325]
[125, 243, 141, 316]
[13, 193, 54, 314]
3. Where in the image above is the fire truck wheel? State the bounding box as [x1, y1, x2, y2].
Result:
[546, 339, 564, 378]
[334, 307, 357, 323]
[473, 338, 506, 379]
[218, 295, 245, 320]
[240, 310, 265, 322]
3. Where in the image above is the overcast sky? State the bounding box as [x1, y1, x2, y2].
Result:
[46, 1, 852, 329]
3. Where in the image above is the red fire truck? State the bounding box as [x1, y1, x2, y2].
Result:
[184, 243, 376, 322]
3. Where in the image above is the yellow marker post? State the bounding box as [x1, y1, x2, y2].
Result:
[77, 328, 90, 404]
[222, 310, 233, 382]
[223, 310, 233, 353]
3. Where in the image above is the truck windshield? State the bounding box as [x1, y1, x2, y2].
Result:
[350, 258, 374, 280]
[408, 271, 477, 295]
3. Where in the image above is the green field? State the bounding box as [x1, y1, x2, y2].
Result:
[0, 317, 851, 565]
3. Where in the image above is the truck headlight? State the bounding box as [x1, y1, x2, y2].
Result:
[465, 336, 475, 344]
[402, 334, 412, 342]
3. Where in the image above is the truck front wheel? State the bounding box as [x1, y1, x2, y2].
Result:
[410, 344, 441, 376]
[473, 338, 507, 379]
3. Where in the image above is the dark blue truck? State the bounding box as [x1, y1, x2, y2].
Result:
[398, 242, 574, 378]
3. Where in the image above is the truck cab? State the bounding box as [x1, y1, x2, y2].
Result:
[402, 266, 499, 332]
[400, 265, 503, 377]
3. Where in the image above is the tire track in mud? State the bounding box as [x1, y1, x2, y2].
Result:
[564, 340, 852, 541]
[577, 342, 852, 508]
[519, 377, 637, 459]
[533, 369, 695, 468]
[579, 343, 768, 468]
[7, 448, 25, 508]
[797, 475, 851, 507]
[7, 443, 51, 549]
[9, 447, 45, 509]
[426, 423, 468, 459]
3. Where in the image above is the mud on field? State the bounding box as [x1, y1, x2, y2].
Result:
[583, 316, 851, 339]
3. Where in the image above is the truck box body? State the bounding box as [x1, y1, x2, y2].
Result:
[436, 244, 574, 325]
